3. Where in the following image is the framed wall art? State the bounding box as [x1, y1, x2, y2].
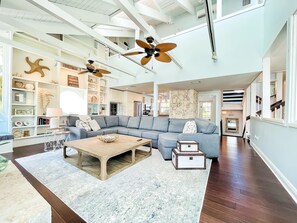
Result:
[67, 75, 79, 88]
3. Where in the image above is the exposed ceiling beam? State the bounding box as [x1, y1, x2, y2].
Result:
[94, 28, 134, 38]
[0, 15, 85, 56]
[0, 7, 59, 22]
[0, 15, 136, 77]
[134, 2, 172, 23]
[0, 35, 85, 68]
[57, 4, 138, 30]
[25, 0, 155, 73]
[0, 6, 138, 31]
[176, 0, 195, 15]
[113, 0, 182, 69]
[104, 0, 171, 23]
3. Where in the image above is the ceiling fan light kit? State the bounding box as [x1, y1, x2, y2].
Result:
[122, 36, 177, 65]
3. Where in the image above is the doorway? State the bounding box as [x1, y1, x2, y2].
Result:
[134, 101, 142, 117]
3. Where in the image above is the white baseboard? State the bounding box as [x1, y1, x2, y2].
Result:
[251, 141, 297, 204]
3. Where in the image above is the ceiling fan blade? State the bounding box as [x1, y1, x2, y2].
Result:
[95, 68, 111, 74]
[78, 70, 89, 74]
[141, 56, 152, 65]
[155, 52, 172, 63]
[136, 39, 152, 49]
[155, 43, 177, 52]
[122, 51, 145, 56]
[93, 72, 102, 77]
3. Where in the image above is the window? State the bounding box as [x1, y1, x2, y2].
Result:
[201, 102, 212, 120]
[60, 86, 87, 115]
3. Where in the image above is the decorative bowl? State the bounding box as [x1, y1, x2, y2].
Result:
[97, 135, 119, 143]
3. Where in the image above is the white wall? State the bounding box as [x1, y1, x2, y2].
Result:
[263, 0, 297, 53]
[222, 0, 259, 16]
[12, 48, 57, 83]
[250, 117, 297, 202]
[109, 7, 263, 88]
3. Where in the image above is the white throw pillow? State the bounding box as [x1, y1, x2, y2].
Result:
[75, 120, 91, 131]
[183, 120, 197, 133]
[78, 115, 91, 122]
[88, 119, 101, 131]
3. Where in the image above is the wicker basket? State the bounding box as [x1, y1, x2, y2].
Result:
[97, 135, 119, 143]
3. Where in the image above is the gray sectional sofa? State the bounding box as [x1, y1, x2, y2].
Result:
[66, 115, 220, 160]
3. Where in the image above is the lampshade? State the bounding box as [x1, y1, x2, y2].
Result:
[46, 108, 62, 117]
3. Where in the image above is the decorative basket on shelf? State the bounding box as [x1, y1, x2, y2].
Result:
[97, 135, 119, 143]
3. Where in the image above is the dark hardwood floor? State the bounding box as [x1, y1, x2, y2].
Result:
[201, 137, 297, 223]
[3, 136, 297, 222]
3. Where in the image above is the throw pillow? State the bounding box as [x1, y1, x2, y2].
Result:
[88, 119, 101, 131]
[78, 115, 91, 122]
[182, 120, 197, 133]
[75, 120, 91, 131]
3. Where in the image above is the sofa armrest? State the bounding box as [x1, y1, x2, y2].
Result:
[65, 126, 87, 140]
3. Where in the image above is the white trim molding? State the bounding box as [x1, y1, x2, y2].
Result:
[251, 141, 297, 204]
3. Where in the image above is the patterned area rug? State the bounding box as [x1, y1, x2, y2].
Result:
[16, 148, 211, 223]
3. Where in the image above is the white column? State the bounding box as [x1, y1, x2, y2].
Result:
[262, 57, 271, 118]
[216, 0, 222, 19]
[153, 82, 158, 117]
[285, 14, 297, 123]
[250, 83, 257, 116]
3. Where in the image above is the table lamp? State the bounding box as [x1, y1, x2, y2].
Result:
[46, 108, 62, 129]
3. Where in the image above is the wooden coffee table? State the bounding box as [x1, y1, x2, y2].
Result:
[63, 134, 152, 180]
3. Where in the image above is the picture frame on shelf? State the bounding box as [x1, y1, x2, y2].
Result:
[12, 91, 26, 103]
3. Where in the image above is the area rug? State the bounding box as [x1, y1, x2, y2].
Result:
[16, 148, 211, 223]
[0, 161, 51, 223]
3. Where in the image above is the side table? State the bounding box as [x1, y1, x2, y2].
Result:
[44, 128, 70, 151]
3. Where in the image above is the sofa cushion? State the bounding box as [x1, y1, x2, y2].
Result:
[92, 116, 107, 129]
[168, 118, 189, 133]
[118, 115, 130, 127]
[158, 132, 179, 147]
[118, 127, 129, 135]
[102, 128, 118, 135]
[104, 116, 119, 127]
[68, 116, 79, 127]
[86, 130, 104, 138]
[139, 116, 154, 130]
[152, 117, 169, 132]
[128, 129, 143, 137]
[127, 116, 141, 129]
[142, 131, 162, 140]
[195, 118, 217, 134]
